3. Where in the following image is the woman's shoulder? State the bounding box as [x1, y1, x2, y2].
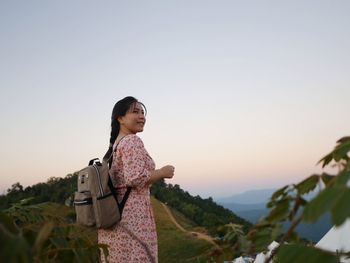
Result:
[118, 134, 144, 148]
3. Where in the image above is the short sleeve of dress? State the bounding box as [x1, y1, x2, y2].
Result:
[119, 134, 151, 188]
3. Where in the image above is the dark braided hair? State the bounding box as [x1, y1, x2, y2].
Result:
[104, 96, 146, 162]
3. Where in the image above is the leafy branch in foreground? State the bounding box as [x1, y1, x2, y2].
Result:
[0, 200, 108, 263]
[229, 136, 350, 263]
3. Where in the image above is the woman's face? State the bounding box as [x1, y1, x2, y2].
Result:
[118, 102, 146, 134]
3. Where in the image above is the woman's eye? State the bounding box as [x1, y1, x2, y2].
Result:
[132, 109, 145, 115]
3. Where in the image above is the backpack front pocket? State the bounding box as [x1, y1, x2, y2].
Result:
[93, 192, 121, 229]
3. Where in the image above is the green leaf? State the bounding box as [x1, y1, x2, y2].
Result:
[333, 140, 350, 162]
[303, 187, 343, 223]
[270, 185, 289, 201]
[237, 235, 251, 252]
[318, 152, 334, 168]
[19, 197, 35, 206]
[33, 221, 54, 253]
[0, 234, 31, 263]
[334, 170, 350, 186]
[72, 248, 86, 263]
[337, 136, 350, 144]
[267, 199, 290, 223]
[318, 138, 350, 168]
[275, 244, 338, 263]
[295, 175, 319, 195]
[98, 243, 109, 262]
[0, 212, 19, 235]
[250, 228, 273, 252]
[331, 188, 350, 226]
[267, 200, 275, 208]
[321, 173, 335, 187]
[50, 236, 69, 248]
[287, 231, 300, 243]
[271, 223, 283, 241]
[254, 219, 271, 228]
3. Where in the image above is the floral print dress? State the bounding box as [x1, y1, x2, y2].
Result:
[98, 134, 157, 263]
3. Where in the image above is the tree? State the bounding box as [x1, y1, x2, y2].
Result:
[7, 182, 23, 194]
[228, 136, 350, 262]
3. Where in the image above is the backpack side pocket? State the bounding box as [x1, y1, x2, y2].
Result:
[74, 191, 95, 227]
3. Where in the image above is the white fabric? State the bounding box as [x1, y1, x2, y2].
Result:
[316, 218, 350, 251]
[316, 218, 350, 263]
[233, 257, 246, 263]
[267, 241, 279, 253]
[253, 253, 266, 263]
[231, 241, 280, 263]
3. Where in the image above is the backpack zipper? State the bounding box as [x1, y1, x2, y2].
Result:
[74, 198, 93, 205]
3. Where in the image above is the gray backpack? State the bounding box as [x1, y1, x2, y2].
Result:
[73, 143, 131, 229]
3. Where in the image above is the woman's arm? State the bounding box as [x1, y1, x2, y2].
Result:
[148, 165, 175, 184]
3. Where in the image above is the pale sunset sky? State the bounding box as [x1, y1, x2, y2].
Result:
[1, 1, 349, 198]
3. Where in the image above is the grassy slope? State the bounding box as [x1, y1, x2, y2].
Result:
[39, 200, 232, 262]
[151, 197, 217, 263]
[168, 205, 208, 234]
[37, 202, 98, 243]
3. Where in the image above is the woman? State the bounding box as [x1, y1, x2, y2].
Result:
[98, 96, 175, 263]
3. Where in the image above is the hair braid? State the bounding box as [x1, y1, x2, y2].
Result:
[110, 119, 120, 147]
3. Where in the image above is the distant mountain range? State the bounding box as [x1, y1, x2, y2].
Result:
[216, 188, 277, 204]
[216, 188, 332, 242]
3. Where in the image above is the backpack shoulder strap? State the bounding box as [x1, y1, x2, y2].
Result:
[119, 187, 132, 211]
[107, 177, 131, 215]
[105, 135, 132, 214]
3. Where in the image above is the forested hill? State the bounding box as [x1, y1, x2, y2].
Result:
[0, 174, 77, 210]
[151, 180, 251, 234]
[0, 173, 251, 235]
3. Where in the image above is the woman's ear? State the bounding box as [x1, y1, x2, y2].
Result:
[117, 116, 124, 124]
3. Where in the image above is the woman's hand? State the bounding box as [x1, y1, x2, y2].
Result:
[159, 165, 175, 179]
[148, 165, 175, 184]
